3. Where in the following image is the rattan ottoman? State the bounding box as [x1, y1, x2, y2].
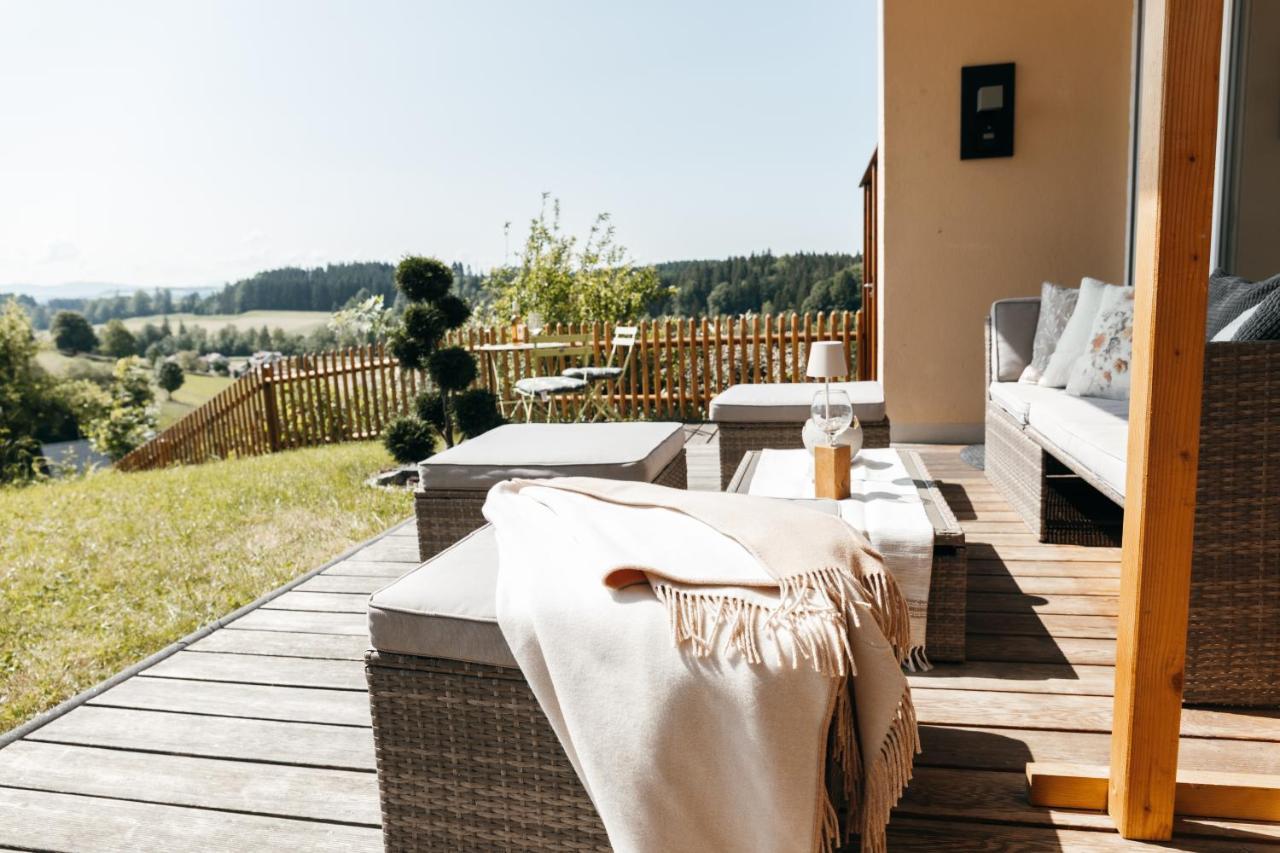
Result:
[726, 448, 966, 662]
[366, 527, 610, 852]
[414, 422, 687, 561]
[709, 382, 891, 490]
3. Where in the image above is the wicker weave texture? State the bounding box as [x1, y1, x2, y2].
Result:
[367, 652, 610, 852]
[716, 418, 891, 490]
[925, 549, 966, 663]
[415, 452, 688, 561]
[1185, 342, 1280, 706]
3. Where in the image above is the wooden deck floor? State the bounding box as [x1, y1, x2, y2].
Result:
[1, 432, 1276, 851]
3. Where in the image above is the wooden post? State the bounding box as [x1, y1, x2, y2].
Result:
[1027, 0, 1225, 841]
[1109, 0, 1222, 839]
[261, 362, 282, 452]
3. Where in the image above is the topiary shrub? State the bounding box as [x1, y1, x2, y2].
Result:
[454, 389, 506, 438]
[382, 255, 502, 461]
[384, 416, 435, 465]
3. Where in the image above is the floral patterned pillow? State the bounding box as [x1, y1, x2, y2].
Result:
[1019, 282, 1079, 384]
[1066, 287, 1135, 400]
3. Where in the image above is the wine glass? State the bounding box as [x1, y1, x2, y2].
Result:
[811, 389, 854, 446]
[527, 311, 545, 338]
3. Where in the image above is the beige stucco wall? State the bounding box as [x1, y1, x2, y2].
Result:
[878, 0, 1135, 442]
[1231, 0, 1280, 280]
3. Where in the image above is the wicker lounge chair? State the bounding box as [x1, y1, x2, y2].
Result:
[984, 298, 1280, 707]
[414, 422, 687, 560]
[709, 381, 891, 490]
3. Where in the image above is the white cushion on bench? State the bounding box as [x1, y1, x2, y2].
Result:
[418, 422, 685, 491]
[709, 382, 886, 424]
[1027, 394, 1130, 498]
[367, 526, 512, 667]
[988, 381, 1063, 426]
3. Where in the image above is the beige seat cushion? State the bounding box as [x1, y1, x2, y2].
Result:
[709, 382, 886, 424]
[418, 422, 685, 491]
[367, 526, 513, 668]
[1026, 392, 1129, 499]
[987, 381, 1062, 426]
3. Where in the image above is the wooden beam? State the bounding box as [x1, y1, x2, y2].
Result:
[1027, 763, 1280, 823]
[1108, 0, 1223, 840]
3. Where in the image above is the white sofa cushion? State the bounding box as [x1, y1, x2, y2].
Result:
[1019, 282, 1078, 384]
[1027, 392, 1130, 498]
[418, 422, 684, 490]
[988, 381, 1063, 425]
[1066, 286, 1136, 400]
[367, 525, 512, 667]
[1040, 277, 1121, 388]
[709, 381, 886, 424]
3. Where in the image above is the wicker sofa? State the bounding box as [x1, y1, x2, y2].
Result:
[710, 382, 891, 489]
[984, 297, 1280, 706]
[414, 422, 687, 560]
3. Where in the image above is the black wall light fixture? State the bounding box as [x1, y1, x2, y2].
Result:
[961, 62, 1016, 160]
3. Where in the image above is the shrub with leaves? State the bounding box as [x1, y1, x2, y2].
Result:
[382, 256, 500, 463]
[87, 357, 157, 461]
[453, 389, 506, 438]
[156, 361, 185, 399]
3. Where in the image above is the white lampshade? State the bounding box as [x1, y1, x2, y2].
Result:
[806, 341, 847, 379]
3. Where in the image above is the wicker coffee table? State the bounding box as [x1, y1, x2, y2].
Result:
[727, 449, 967, 662]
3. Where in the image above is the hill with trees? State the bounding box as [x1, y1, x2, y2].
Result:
[652, 252, 861, 317]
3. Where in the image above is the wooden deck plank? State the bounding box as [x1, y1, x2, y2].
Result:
[967, 612, 1118, 639]
[295, 575, 389, 595]
[350, 539, 422, 563]
[966, 634, 1117, 666]
[909, 661, 1118, 696]
[26, 706, 374, 770]
[968, 592, 1120, 617]
[0, 741, 380, 826]
[969, 559, 1120, 578]
[320, 559, 418, 578]
[969, 543, 1124, 563]
[227, 609, 368, 636]
[913, 687, 1280, 741]
[919, 724, 1280, 778]
[188, 629, 368, 661]
[89, 677, 371, 727]
[260, 591, 369, 614]
[968, 575, 1121, 596]
[0, 788, 381, 853]
[884, 817, 1271, 851]
[893, 768, 1280, 844]
[144, 651, 365, 691]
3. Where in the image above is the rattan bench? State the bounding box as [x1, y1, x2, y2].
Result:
[414, 422, 687, 561]
[709, 382, 890, 489]
[984, 298, 1280, 707]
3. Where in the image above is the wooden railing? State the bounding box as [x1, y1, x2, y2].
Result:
[117, 345, 422, 472]
[858, 150, 879, 381]
[117, 312, 857, 472]
[449, 312, 858, 421]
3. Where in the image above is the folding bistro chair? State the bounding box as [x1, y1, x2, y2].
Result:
[513, 334, 591, 422]
[563, 325, 638, 422]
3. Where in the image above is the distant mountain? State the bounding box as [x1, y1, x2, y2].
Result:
[4, 282, 216, 302]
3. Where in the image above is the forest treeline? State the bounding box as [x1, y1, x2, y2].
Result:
[6, 252, 861, 329]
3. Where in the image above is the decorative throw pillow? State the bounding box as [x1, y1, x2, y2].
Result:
[1066, 286, 1135, 400]
[1039, 277, 1120, 388]
[1205, 270, 1280, 339]
[1019, 282, 1078, 384]
[1232, 286, 1280, 341]
[1211, 303, 1261, 342]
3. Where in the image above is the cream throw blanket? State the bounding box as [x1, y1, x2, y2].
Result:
[747, 448, 936, 670]
[483, 477, 918, 853]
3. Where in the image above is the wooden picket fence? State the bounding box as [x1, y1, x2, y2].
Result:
[116, 311, 858, 472]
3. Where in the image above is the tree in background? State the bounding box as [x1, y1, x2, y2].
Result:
[487, 195, 673, 325]
[0, 302, 44, 483]
[50, 311, 98, 354]
[99, 319, 137, 359]
[382, 257, 503, 465]
[156, 361, 185, 400]
[87, 357, 156, 461]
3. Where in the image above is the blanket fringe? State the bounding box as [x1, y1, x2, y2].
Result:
[851, 690, 920, 853]
[903, 645, 932, 673]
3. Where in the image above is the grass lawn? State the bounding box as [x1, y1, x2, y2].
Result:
[157, 372, 235, 428]
[34, 349, 115, 380]
[113, 310, 331, 335]
[0, 441, 411, 733]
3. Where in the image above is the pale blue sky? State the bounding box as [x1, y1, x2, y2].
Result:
[0, 1, 877, 289]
